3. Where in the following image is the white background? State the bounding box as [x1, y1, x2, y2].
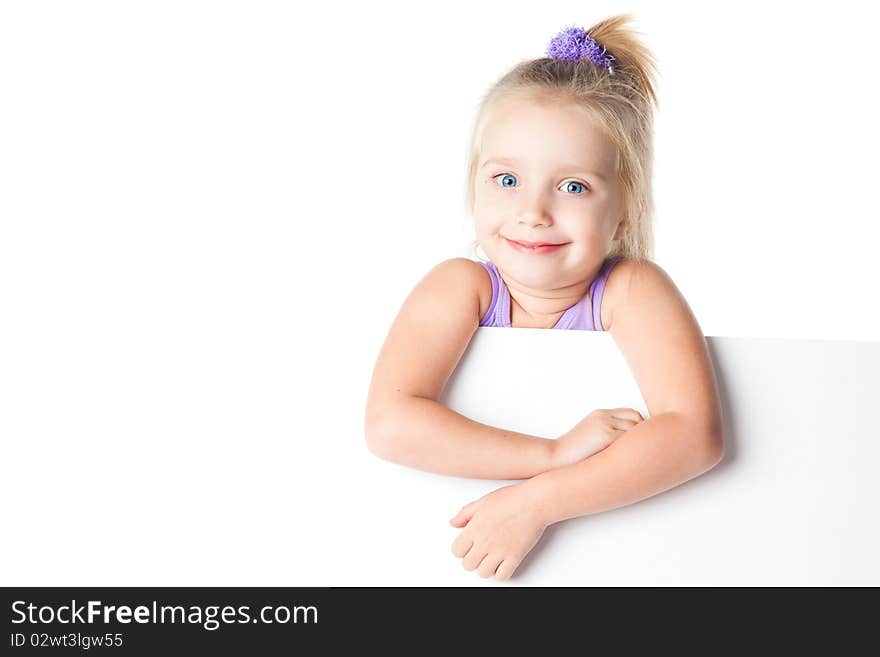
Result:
[1, 0, 878, 585]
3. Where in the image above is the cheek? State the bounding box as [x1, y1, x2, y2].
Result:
[578, 230, 606, 248]
[563, 214, 603, 237]
[474, 218, 502, 242]
[473, 200, 504, 232]
[473, 187, 501, 216]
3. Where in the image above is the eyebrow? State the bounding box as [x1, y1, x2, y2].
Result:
[479, 157, 606, 183]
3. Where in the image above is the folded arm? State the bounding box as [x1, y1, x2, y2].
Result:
[366, 395, 556, 480]
[526, 411, 723, 525]
[365, 258, 562, 480]
[447, 259, 727, 580]
[526, 259, 727, 522]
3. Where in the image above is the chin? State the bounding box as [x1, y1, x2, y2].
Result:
[500, 259, 560, 283]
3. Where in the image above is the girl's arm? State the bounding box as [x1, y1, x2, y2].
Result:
[530, 256, 727, 519]
[525, 410, 722, 525]
[365, 257, 556, 479]
[368, 395, 555, 479]
[449, 260, 725, 579]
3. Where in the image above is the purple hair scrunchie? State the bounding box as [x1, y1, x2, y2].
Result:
[546, 25, 615, 72]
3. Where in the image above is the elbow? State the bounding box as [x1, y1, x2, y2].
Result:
[364, 408, 397, 462]
[365, 393, 422, 465]
[364, 416, 386, 458]
[703, 429, 725, 469]
[706, 442, 724, 469]
[365, 424, 392, 461]
[676, 412, 725, 471]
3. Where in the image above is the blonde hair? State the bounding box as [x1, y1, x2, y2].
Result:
[464, 14, 659, 264]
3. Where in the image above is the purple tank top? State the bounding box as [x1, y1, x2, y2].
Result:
[477, 256, 623, 331]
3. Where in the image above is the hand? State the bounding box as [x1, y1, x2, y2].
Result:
[551, 408, 645, 468]
[449, 482, 549, 581]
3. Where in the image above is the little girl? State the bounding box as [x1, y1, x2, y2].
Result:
[365, 15, 725, 581]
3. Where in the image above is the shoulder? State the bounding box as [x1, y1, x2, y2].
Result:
[364, 258, 492, 420]
[429, 257, 492, 324]
[606, 258, 723, 438]
[605, 257, 691, 339]
[602, 258, 671, 332]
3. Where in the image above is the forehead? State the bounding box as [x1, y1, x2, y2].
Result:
[480, 97, 616, 174]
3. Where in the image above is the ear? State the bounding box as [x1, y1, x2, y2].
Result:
[612, 219, 627, 241]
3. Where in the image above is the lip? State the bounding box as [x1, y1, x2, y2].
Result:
[504, 237, 569, 255]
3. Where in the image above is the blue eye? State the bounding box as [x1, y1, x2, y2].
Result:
[493, 173, 518, 188]
[491, 173, 588, 195]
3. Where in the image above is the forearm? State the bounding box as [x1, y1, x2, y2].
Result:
[527, 412, 723, 525]
[365, 396, 555, 480]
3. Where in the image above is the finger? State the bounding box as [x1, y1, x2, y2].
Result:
[451, 534, 473, 558]
[449, 499, 480, 527]
[612, 408, 644, 421]
[449, 512, 468, 528]
[611, 418, 639, 431]
[462, 545, 487, 572]
[477, 552, 504, 579]
[495, 559, 517, 581]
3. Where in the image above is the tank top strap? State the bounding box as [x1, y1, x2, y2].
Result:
[477, 260, 510, 327]
[589, 255, 624, 331]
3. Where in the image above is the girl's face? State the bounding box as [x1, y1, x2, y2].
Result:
[473, 96, 625, 290]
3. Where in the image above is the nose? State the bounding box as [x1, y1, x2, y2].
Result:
[516, 191, 553, 228]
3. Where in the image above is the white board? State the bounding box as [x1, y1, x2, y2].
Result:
[351, 330, 880, 585]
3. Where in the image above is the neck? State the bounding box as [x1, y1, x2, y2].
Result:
[500, 269, 594, 329]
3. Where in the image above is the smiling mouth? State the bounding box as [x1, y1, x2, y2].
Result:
[503, 237, 569, 255]
[504, 237, 568, 248]
[513, 240, 564, 247]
